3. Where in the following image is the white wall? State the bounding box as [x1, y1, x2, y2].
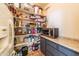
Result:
[46, 4, 79, 39]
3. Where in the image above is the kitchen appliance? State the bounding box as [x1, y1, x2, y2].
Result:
[50, 28, 59, 38]
[42, 28, 49, 35]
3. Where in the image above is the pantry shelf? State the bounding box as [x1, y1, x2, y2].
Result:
[14, 43, 27, 47]
[19, 8, 45, 17]
[14, 33, 41, 38]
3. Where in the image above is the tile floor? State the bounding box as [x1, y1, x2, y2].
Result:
[27, 49, 44, 56]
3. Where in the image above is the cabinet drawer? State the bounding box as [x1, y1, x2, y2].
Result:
[46, 44, 65, 56]
[46, 50, 53, 56]
[58, 45, 79, 56]
[46, 40, 58, 49]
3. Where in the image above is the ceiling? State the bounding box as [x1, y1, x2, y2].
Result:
[13, 3, 48, 9]
[34, 3, 48, 9]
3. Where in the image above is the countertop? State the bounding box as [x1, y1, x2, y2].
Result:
[40, 35, 79, 53]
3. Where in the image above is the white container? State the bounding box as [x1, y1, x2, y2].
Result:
[34, 6, 39, 14]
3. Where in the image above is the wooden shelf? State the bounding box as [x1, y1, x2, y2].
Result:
[14, 42, 27, 47]
[19, 8, 45, 17]
[15, 33, 27, 36]
[14, 16, 29, 20]
[14, 26, 22, 28]
[15, 33, 41, 37]
[14, 34, 29, 37]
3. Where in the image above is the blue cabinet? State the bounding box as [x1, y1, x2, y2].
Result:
[46, 39, 58, 49]
[46, 44, 65, 56]
[40, 37, 46, 55]
[58, 45, 79, 56]
[46, 50, 53, 56]
[40, 36, 79, 56]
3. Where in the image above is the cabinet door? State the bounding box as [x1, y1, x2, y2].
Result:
[46, 39, 58, 49]
[46, 50, 53, 56]
[58, 45, 79, 56]
[40, 37, 46, 55]
[46, 44, 65, 56]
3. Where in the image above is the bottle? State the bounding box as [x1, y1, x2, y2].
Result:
[32, 42, 35, 51]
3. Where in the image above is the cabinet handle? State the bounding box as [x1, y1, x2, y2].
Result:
[2, 29, 7, 31]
